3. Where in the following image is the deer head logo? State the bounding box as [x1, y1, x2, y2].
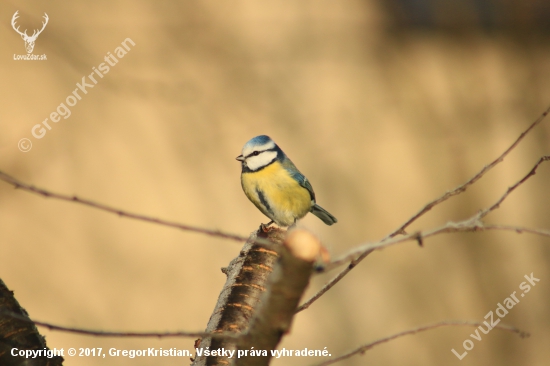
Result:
[11, 11, 49, 54]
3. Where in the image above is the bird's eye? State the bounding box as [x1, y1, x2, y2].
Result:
[252, 151, 260, 156]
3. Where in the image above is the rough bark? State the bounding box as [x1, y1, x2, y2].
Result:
[235, 229, 320, 366]
[0, 279, 64, 366]
[192, 228, 284, 366]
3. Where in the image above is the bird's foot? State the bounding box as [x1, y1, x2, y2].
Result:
[260, 221, 274, 232]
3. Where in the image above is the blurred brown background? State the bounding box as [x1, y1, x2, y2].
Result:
[1, 0, 549, 365]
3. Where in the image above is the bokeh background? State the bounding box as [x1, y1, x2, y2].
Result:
[1, 1, 550, 365]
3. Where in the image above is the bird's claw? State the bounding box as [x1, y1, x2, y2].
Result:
[260, 221, 274, 232]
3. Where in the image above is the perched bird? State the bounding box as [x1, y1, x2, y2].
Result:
[236, 135, 337, 229]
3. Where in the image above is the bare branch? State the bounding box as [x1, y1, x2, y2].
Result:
[302, 154, 550, 310]
[298, 108, 550, 312]
[386, 105, 550, 239]
[193, 229, 284, 366]
[235, 230, 320, 366]
[329, 155, 550, 268]
[314, 321, 528, 366]
[1, 311, 237, 340]
[483, 224, 550, 238]
[0, 170, 247, 242]
[297, 249, 372, 313]
[0, 280, 63, 365]
[479, 155, 550, 219]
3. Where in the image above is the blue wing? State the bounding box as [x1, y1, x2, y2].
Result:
[281, 158, 316, 201]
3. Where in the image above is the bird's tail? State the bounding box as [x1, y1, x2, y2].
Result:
[311, 204, 337, 225]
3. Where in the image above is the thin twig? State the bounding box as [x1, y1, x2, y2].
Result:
[302, 153, 550, 310]
[479, 155, 550, 218]
[297, 249, 373, 312]
[313, 320, 528, 366]
[0, 170, 248, 242]
[386, 106, 550, 239]
[482, 224, 550, 238]
[299, 108, 550, 311]
[1, 311, 238, 340]
[328, 155, 550, 267]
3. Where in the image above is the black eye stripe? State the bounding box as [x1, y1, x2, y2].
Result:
[245, 148, 276, 159]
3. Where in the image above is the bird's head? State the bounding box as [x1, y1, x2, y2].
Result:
[236, 135, 281, 171]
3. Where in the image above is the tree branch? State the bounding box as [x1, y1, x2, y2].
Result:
[192, 229, 284, 366]
[329, 155, 550, 267]
[386, 105, 550, 239]
[482, 224, 550, 238]
[1, 310, 237, 340]
[314, 320, 528, 366]
[297, 106, 550, 313]
[0, 279, 64, 366]
[235, 229, 321, 366]
[478, 155, 550, 218]
[0, 170, 247, 242]
[300, 153, 550, 312]
[296, 249, 373, 312]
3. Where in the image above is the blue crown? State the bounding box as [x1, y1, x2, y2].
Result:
[244, 135, 273, 149]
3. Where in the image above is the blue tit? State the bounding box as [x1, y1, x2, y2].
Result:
[236, 135, 337, 228]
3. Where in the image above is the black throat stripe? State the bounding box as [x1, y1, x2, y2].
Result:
[256, 188, 273, 215]
[242, 158, 276, 173]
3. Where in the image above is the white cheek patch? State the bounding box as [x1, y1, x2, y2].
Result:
[246, 150, 277, 171]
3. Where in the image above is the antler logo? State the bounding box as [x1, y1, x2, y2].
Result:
[11, 11, 49, 54]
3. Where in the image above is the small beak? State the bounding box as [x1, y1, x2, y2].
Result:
[236, 155, 244, 162]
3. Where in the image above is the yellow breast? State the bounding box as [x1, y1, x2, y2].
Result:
[241, 161, 312, 226]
